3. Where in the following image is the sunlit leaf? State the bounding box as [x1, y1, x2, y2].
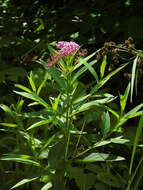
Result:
[91, 63, 128, 93]
[0, 153, 40, 166]
[11, 177, 39, 189]
[74, 52, 96, 70]
[76, 153, 125, 162]
[28, 73, 36, 92]
[26, 119, 52, 130]
[120, 82, 130, 113]
[83, 61, 99, 82]
[14, 91, 49, 108]
[41, 182, 52, 190]
[130, 56, 138, 102]
[100, 55, 107, 78]
[0, 123, 17, 127]
[15, 84, 32, 93]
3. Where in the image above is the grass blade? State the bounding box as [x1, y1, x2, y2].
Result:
[100, 55, 107, 78]
[130, 56, 138, 102]
[11, 177, 39, 189]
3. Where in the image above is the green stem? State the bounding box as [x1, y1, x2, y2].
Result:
[126, 156, 143, 190]
[64, 72, 72, 160]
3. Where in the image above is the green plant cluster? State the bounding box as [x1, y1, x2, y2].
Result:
[0, 44, 143, 190]
[1, 0, 143, 190]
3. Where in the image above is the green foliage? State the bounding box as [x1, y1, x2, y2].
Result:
[1, 45, 143, 190]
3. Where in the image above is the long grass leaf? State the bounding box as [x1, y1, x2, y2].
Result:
[91, 63, 128, 93]
[26, 119, 51, 130]
[72, 61, 96, 82]
[28, 75, 36, 92]
[130, 56, 138, 102]
[83, 61, 99, 82]
[0, 104, 15, 118]
[11, 177, 39, 189]
[126, 114, 143, 190]
[15, 84, 32, 93]
[129, 114, 143, 175]
[120, 82, 130, 113]
[74, 52, 96, 70]
[14, 91, 49, 108]
[100, 55, 107, 78]
[0, 123, 17, 127]
[41, 182, 52, 190]
[37, 75, 49, 95]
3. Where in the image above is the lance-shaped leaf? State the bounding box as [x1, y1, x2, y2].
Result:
[130, 56, 138, 102]
[41, 182, 52, 190]
[91, 63, 128, 93]
[11, 177, 39, 189]
[0, 153, 40, 166]
[14, 91, 49, 108]
[26, 119, 52, 130]
[100, 55, 107, 78]
[72, 60, 97, 82]
[74, 52, 96, 70]
[120, 82, 130, 113]
[76, 153, 125, 162]
[73, 96, 115, 114]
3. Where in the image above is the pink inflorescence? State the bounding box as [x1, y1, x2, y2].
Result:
[56, 41, 80, 56]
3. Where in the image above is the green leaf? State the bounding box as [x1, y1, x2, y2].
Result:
[11, 177, 39, 189]
[14, 91, 49, 108]
[83, 61, 99, 82]
[77, 153, 125, 162]
[42, 134, 55, 149]
[70, 32, 79, 39]
[17, 99, 24, 113]
[37, 74, 49, 95]
[93, 140, 111, 147]
[21, 109, 53, 119]
[52, 94, 61, 111]
[74, 52, 96, 70]
[73, 97, 115, 114]
[91, 63, 128, 93]
[0, 153, 40, 166]
[36, 24, 44, 32]
[0, 123, 17, 127]
[127, 111, 143, 119]
[100, 55, 107, 78]
[129, 114, 143, 175]
[73, 94, 91, 104]
[28, 74, 36, 92]
[15, 84, 32, 93]
[110, 136, 129, 144]
[130, 56, 138, 102]
[26, 119, 51, 130]
[41, 182, 52, 190]
[113, 103, 143, 131]
[104, 105, 119, 119]
[93, 136, 129, 148]
[124, 103, 143, 118]
[101, 111, 110, 137]
[72, 60, 96, 82]
[120, 82, 130, 113]
[0, 104, 15, 118]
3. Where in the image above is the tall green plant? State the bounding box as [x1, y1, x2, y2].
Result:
[1, 42, 143, 190]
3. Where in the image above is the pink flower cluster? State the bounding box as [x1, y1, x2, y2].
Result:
[56, 41, 80, 56]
